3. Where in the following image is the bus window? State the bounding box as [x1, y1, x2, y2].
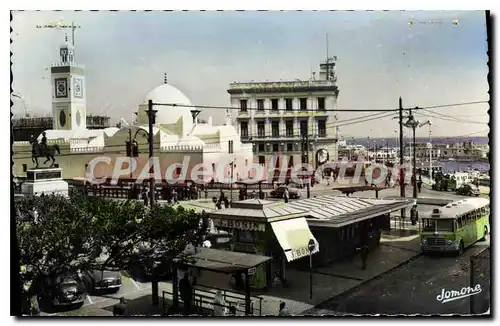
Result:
[422, 219, 436, 232]
[457, 217, 462, 229]
[436, 219, 454, 232]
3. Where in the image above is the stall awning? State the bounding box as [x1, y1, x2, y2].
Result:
[271, 217, 319, 262]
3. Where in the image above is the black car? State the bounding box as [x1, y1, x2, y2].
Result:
[456, 184, 480, 196]
[80, 270, 122, 294]
[269, 186, 301, 199]
[38, 274, 86, 310]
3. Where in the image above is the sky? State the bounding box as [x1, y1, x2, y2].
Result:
[11, 10, 490, 138]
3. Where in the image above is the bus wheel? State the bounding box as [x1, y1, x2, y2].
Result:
[457, 241, 464, 256]
[481, 226, 489, 241]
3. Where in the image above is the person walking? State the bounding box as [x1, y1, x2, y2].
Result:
[278, 302, 291, 316]
[283, 188, 290, 203]
[360, 244, 369, 270]
[141, 187, 149, 206]
[213, 290, 228, 316]
[179, 273, 193, 315]
[417, 174, 423, 193]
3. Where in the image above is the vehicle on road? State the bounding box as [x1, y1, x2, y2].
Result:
[80, 270, 122, 294]
[269, 186, 301, 199]
[455, 184, 480, 197]
[37, 274, 86, 311]
[421, 197, 490, 256]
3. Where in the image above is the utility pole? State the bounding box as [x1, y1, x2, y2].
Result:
[301, 131, 311, 199]
[147, 99, 159, 306]
[398, 97, 406, 218]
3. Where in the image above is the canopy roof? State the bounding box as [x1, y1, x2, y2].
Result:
[182, 248, 272, 274]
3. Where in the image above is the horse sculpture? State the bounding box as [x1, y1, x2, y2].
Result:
[29, 140, 60, 168]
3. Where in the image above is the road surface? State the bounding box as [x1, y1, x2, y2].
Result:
[316, 239, 490, 315]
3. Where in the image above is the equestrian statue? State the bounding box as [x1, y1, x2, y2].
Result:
[29, 132, 60, 168]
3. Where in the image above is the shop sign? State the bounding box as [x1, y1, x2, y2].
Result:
[213, 219, 266, 232]
[290, 247, 310, 260]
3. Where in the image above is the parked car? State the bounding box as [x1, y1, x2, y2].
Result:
[37, 274, 86, 310]
[456, 184, 480, 196]
[269, 186, 301, 199]
[125, 247, 173, 282]
[80, 270, 122, 294]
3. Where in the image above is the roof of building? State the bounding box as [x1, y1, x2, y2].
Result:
[183, 247, 272, 273]
[210, 199, 307, 220]
[209, 195, 412, 228]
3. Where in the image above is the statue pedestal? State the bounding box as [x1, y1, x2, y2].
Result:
[21, 168, 69, 197]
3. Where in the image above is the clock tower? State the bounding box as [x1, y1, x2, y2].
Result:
[51, 34, 87, 131]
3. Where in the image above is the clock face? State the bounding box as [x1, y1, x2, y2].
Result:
[55, 78, 67, 98]
[76, 110, 81, 126]
[59, 110, 67, 127]
[73, 78, 83, 98]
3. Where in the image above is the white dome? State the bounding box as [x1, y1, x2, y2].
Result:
[143, 84, 194, 136]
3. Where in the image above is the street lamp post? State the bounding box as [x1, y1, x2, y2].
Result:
[230, 161, 236, 205]
[147, 100, 158, 306]
[308, 239, 316, 299]
[404, 110, 420, 199]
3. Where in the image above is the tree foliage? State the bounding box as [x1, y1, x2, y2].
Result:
[16, 191, 208, 297]
[16, 194, 98, 295]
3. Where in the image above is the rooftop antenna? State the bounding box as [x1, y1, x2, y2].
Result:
[326, 33, 330, 81]
[36, 20, 81, 46]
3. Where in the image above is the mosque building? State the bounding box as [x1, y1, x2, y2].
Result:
[12, 35, 254, 183]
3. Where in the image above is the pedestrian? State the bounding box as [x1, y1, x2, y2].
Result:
[410, 205, 418, 226]
[284, 188, 289, 203]
[213, 290, 228, 316]
[172, 188, 178, 204]
[113, 297, 127, 316]
[141, 187, 149, 206]
[278, 301, 291, 316]
[360, 244, 369, 270]
[179, 273, 193, 315]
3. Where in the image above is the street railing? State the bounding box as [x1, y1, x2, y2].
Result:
[470, 246, 490, 315]
[161, 287, 263, 316]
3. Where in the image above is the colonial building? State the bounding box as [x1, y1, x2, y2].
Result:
[228, 58, 339, 176]
[12, 36, 254, 182]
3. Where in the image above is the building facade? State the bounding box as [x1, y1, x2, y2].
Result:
[403, 141, 487, 162]
[228, 59, 339, 176]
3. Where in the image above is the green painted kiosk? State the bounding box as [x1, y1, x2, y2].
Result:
[208, 199, 319, 289]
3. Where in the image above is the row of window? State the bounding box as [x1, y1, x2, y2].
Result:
[240, 120, 326, 138]
[423, 205, 490, 232]
[256, 143, 299, 153]
[456, 205, 490, 229]
[240, 97, 326, 112]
